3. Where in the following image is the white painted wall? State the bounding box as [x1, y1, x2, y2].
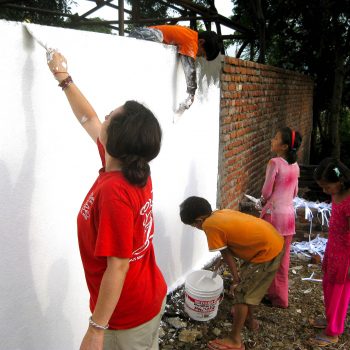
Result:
[0, 20, 220, 350]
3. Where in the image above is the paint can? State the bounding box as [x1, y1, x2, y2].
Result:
[184, 269, 224, 321]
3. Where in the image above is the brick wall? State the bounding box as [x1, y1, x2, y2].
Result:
[218, 57, 314, 209]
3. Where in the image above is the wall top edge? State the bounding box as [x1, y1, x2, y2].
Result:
[223, 55, 313, 80]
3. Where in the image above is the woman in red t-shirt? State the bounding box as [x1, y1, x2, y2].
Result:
[47, 50, 167, 350]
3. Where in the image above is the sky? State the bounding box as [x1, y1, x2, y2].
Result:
[70, 0, 236, 55]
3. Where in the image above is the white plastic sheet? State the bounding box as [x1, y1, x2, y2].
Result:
[244, 195, 331, 260]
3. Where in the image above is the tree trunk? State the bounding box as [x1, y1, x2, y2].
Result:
[131, 0, 140, 21]
[329, 51, 345, 159]
[250, 0, 266, 63]
[310, 104, 320, 163]
[236, 41, 249, 58]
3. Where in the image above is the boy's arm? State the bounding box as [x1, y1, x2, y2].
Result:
[180, 54, 197, 95]
[176, 55, 197, 112]
[220, 248, 240, 283]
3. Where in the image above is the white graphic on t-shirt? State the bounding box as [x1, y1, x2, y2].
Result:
[81, 192, 94, 220]
[130, 198, 153, 262]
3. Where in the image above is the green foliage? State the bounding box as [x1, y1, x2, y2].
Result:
[231, 0, 350, 160]
[66, 16, 113, 34]
[125, 0, 219, 30]
[0, 0, 112, 34]
[125, 0, 169, 31]
[0, 0, 75, 26]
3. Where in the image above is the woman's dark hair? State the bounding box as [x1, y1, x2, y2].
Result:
[278, 127, 302, 164]
[106, 100, 162, 187]
[179, 196, 212, 225]
[314, 157, 350, 189]
[198, 31, 221, 61]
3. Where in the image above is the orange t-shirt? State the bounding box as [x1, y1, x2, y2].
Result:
[202, 209, 284, 263]
[151, 25, 198, 59]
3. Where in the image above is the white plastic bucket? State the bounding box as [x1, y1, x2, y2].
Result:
[184, 269, 224, 321]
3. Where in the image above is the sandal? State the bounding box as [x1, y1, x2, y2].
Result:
[308, 334, 338, 347]
[208, 338, 245, 350]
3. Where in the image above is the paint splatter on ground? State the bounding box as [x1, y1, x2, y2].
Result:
[160, 255, 350, 349]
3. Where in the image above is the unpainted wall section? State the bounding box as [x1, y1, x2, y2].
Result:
[219, 57, 313, 209]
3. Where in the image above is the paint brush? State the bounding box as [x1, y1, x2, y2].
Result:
[23, 23, 50, 51]
[24, 22, 58, 63]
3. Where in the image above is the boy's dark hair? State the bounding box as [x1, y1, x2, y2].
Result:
[198, 31, 221, 61]
[278, 127, 302, 164]
[314, 157, 350, 189]
[106, 100, 162, 187]
[179, 196, 212, 224]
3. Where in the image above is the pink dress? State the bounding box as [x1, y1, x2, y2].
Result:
[260, 157, 299, 307]
[261, 157, 299, 236]
[322, 195, 350, 337]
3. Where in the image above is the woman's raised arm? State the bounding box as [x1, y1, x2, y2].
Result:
[47, 50, 101, 143]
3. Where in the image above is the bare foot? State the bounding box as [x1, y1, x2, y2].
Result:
[309, 317, 327, 329]
[245, 318, 259, 332]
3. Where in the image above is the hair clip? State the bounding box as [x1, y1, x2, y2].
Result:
[334, 167, 340, 177]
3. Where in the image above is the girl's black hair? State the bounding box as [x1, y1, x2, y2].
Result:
[314, 157, 350, 189]
[106, 100, 162, 187]
[179, 196, 212, 225]
[278, 127, 302, 164]
[198, 31, 221, 61]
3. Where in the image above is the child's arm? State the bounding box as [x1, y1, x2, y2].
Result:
[344, 199, 350, 248]
[348, 217, 350, 277]
[293, 166, 300, 198]
[220, 248, 240, 283]
[261, 160, 278, 203]
[180, 55, 197, 96]
[176, 55, 196, 112]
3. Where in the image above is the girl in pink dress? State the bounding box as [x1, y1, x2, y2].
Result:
[309, 158, 350, 347]
[260, 127, 302, 308]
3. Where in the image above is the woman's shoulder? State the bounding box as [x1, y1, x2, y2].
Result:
[98, 173, 127, 196]
[97, 176, 152, 210]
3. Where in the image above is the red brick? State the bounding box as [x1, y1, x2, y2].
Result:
[218, 56, 313, 210]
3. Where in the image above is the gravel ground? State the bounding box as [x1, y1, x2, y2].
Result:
[159, 255, 350, 349]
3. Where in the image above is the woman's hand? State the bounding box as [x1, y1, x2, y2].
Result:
[47, 49, 69, 82]
[79, 326, 104, 350]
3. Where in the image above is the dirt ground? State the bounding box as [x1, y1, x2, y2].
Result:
[159, 255, 350, 350]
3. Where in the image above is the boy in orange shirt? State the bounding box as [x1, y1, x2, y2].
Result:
[180, 196, 284, 350]
[129, 25, 221, 112]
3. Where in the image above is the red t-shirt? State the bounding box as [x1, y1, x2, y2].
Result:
[77, 140, 167, 329]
